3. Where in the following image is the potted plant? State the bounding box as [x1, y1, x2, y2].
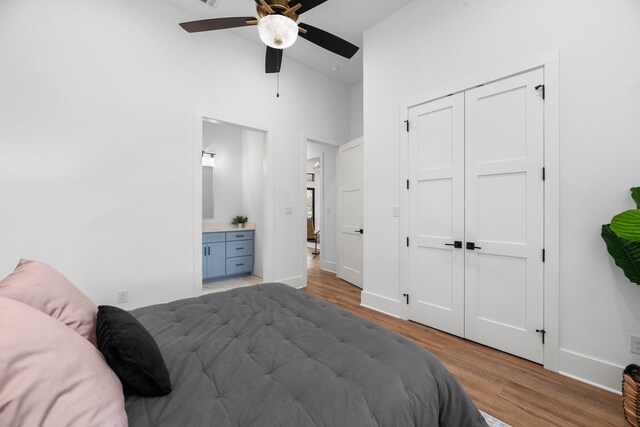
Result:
[231, 215, 248, 229]
[602, 188, 640, 423]
[601, 187, 640, 285]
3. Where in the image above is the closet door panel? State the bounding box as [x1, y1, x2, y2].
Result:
[464, 68, 545, 363]
[407, 93, 465, 337]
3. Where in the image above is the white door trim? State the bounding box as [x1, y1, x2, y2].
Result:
[399, 50, 560, 372]
[193, 111, 276, 295]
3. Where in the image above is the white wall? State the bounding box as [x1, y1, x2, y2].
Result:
[362, 0, 640, 392]
[0, 0, 350, 308]
[202, 122, 243, 223]
[307, 141, 338, 272]
[242, 129, 265, 278]
[350, 82, 364, 139]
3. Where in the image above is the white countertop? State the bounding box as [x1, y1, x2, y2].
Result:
[203, 222, 256, 232]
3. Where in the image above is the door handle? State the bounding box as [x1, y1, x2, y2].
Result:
[356, 229, 364, 234]
[466, 242, 482, 250]
[445, 241, 462, 249]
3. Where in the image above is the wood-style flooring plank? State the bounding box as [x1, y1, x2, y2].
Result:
[302, 250, 625, 426]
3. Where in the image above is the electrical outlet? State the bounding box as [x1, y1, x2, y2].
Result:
[630, 334, 640, 355]
[285, 207, 292, 215]
[117, 290, 128, 304]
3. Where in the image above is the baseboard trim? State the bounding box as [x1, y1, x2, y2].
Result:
[277, 275, 306, 289]
[559, 349, 623, 395]
[360, 291, 402, 318]
[320, 260, 337, 273]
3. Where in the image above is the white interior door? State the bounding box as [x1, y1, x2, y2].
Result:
[337, 137, 363, 287]
[407, 93, 465, 337]
[464, 68, 545, 363]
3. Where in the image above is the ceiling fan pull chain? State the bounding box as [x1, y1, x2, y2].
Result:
[277, 72, 280, 98]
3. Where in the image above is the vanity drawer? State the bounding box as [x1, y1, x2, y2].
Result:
[203, 232, 225, 243]
[226, 241, 253, 257]
[226, 256, 253, 275]
[226, 231, 253, 242]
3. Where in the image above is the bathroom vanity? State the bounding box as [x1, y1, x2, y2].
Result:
[202, 227, 254, 281]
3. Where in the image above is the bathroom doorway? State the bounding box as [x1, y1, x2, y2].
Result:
[193, 113, 274, 295]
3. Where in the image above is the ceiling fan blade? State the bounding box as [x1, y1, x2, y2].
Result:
[179, 17, 256, 33]
[298, 23, 359, 59]
[289, 0, 328, 14]
[265, 46, 283, 73]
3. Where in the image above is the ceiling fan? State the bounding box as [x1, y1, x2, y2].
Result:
[179, 0, 360, 74]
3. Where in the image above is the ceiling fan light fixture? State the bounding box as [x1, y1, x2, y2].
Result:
[257, 14, 298, 49]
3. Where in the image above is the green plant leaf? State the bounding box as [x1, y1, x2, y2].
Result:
[632, 187, 640, 209]
[601, 224, 640, 285]
[611, 209, 640, 242]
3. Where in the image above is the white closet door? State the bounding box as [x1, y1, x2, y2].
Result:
[337, 138, 363, 287]
[407, 93, 465, 337]
[464, 68, 545, 363]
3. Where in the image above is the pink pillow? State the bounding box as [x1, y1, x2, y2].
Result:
[0, 259, 98, 345]
[0, 297, 128, 426]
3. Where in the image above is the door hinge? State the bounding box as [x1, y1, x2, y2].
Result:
[404, 120, 410, 132]
[535, 84, 545, 100]
[406, 237, 410, 247]
[542, 167, 546, 181]
[406, 179, 410, 190]
[402, 293, 409, 304]
[542, 249, 546, 262]
[536, 328, 546, 344]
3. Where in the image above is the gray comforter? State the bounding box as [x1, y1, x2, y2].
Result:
[126, 283, 487, 426]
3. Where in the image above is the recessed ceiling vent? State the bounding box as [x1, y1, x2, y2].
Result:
[199, 0, 218, 7]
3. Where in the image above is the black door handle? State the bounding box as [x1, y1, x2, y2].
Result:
[445, 241, 462, 248]
[466, 242, 482, 250]
[356, 229, 364, 234]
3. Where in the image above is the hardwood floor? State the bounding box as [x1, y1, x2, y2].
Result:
[303, 250, 626, 426]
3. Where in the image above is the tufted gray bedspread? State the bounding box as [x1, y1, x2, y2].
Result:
[125, 283, 487, 426]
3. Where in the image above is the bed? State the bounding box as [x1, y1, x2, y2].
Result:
[0, 260, 486, 426]
[125, 283, 487, 426]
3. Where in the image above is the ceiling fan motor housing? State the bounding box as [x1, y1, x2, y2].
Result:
[257, 0, 299, 22]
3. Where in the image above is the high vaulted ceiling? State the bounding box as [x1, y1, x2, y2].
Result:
[165, 0, 414, 86]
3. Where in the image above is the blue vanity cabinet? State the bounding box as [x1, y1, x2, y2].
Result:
[203, 233, 225, 281]
[225, 230, 254, 277]
[202, 230, 254, 281]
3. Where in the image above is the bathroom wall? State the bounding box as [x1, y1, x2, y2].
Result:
[242, 129, 265, 277]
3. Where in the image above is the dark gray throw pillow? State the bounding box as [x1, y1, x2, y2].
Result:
[97, 305, 171, 397]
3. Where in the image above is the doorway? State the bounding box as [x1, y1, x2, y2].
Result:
[302, 138, 339, 286]
[193, 113, 275, 296]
